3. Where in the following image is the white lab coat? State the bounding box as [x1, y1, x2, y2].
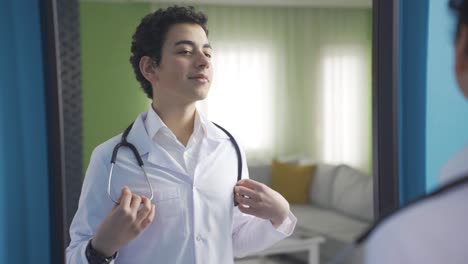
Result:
[363, 146, 468, 264]
[66, 112, 296, 264]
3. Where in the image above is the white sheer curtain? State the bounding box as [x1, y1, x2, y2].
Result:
[197, 43, 275, 157]
[151, 4, 372, 172]
[320, 45, 371, 171]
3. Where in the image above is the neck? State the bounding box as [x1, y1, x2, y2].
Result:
[152, 101, 196, 146]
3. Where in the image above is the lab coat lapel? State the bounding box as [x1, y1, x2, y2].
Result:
[126, 113, 187, 176]
[197, 136, 222, 167]
[194, 121, 231, 178]
[147, 145, 187, 176]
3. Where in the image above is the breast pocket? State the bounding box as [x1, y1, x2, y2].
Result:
[152, 187, 187, 238]
[153, 187, 183, 218]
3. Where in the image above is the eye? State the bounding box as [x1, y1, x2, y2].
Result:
[178, 50, 192, 55]
[205, 53, 212, 58]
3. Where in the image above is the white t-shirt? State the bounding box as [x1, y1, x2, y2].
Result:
[363, 146, 468, 264]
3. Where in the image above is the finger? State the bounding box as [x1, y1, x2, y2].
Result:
[234, 186, 259, 201]
[136, 196, 152, 223]
[235, 192, 257, 207]
[118, 186, 132, 208]
[129, 194, 142, 214]
[141, 204, 156, 229]
[236, 179, 263, 190]
[238, 203, 256, 215]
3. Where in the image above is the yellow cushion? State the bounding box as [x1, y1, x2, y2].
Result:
[271, 160, 315, 204]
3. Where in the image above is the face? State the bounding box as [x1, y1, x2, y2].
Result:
[144, 23, 213, 106]
[454, 25, 468, 98]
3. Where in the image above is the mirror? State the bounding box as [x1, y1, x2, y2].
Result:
[45, 0, 399, 263]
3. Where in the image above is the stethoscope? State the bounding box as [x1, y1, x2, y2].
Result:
[107, 121, 242, 206]
[327, 172, 468, 264]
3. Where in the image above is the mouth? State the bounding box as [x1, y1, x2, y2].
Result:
[189, 74, 209, 83]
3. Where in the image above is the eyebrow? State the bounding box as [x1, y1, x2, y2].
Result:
[174, 40, 212, 49]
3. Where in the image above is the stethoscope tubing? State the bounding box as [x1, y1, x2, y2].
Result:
[107, 122, 155, 204]
[107, 121, 242, 206]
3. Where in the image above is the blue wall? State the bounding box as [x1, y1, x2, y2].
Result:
[425, 0, 468, 191]
[399, 0, 468, 203]
[398, 0, 429, 204]
[0, 0, 51, 263]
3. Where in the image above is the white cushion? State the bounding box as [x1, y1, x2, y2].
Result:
[331, 165, 374, 222]
[290, 204, 371, 243]
[309, 163, 339, 208]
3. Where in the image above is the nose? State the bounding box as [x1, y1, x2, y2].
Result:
[195, 51, 210, 69]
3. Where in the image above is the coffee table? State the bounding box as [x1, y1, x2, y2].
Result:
[238, 233, 325, 264]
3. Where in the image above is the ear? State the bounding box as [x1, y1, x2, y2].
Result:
[455, 26, 468, 76]
[139, 56, 159, 83]
[455, 25, 468, 98]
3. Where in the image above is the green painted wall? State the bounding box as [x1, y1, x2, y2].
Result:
[80, 3, 372, 173]
[80, 3, 151, 168]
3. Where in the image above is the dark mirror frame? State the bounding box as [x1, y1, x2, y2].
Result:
[40, 0, 399, 263]
[372, 0, 400, 219]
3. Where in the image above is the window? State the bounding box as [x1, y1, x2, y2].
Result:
[198, 43, 274, 157]
[321, 46, 370, 171]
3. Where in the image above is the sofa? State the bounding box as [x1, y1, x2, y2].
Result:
[248, 161, 374, 263]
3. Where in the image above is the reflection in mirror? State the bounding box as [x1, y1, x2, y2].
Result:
[70, 0, 373, 263]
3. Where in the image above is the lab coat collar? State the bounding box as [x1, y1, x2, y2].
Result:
[197, 110, 230, 141]
[126, 113, 187, 176]
[125, 112, 153, 157]
[126, 111, 230, 178]
[146, 104, 205, 147]
[145, 104, 169, 140]
[144, 105, 230, 153]
[127, 111, 231, 149]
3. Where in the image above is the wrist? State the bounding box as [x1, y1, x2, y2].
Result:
[271, 212, 288, 228]
[91, 238, 117, 258]
[86, 239, 117, 264]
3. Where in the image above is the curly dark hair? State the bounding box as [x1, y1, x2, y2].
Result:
[450, 0, 468, 40]
[130, 6, 209, 99]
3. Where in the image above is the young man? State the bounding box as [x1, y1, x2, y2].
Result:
[66, 6, 296, 264]
[362, 1, 468, 263]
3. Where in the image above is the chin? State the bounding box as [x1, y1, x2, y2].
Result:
[194, 87, 210, 100]
[462, 89, 468, 99]
[195, 92, 209, 101]
[182, 84, 210, 102]
[457, 79, 468, 98]
[183, 92, 208, 104]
